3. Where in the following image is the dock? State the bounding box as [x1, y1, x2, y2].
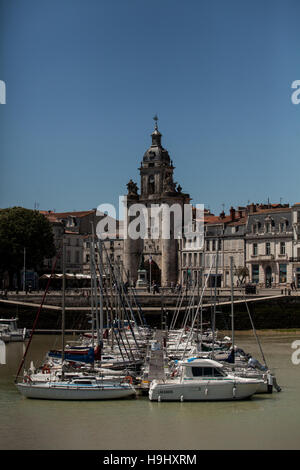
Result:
[148, 329, 166, 381]
[0, 294, 288, 312]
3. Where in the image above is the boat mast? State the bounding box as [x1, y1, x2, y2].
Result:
[230, 256, 235, 364]
[61, 235, 66, 369]
[89, 237, 95, 351]
[212, 249, 219, 359]
[97, 238, 104, 351]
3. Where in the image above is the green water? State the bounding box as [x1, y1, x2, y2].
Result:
[0, 334, 299, 450]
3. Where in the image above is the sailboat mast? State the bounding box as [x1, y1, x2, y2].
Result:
[98, 239, 104, 346]
[230, 256, 235, 364]
[212, 251, 218, 359]
[61, 235, 66, 367]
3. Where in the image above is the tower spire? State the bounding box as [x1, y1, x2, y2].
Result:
[153, 114, 159, 131]
[151, 114, 162, 147]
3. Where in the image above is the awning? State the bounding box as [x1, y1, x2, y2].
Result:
[39, 273, 106, 279]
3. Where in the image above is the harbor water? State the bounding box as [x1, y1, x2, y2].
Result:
[0, 333, 300, 450]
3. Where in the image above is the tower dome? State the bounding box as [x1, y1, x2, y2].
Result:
[142, 116, 171, 166]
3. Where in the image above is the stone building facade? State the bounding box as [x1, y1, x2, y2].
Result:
[40, 123, 299, 291]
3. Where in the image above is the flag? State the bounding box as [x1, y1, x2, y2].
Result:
[149, 255, 152, 264]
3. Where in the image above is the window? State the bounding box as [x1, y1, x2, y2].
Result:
[218, 239, 222, 251]
[191, 367, 224, 377]
[266, 242, 271, 255]
[279, 223, 285, 233]
[280, 242, 286, 255]
[86, 254, 90, 263]
[253, 243, 258, 256]
[212, 240, 216, 251]
[206, 240, 210, 251]
[212, 368, 224, 377]
[75, 251, 80, 263]
[279, 264, 287, 283]
[192, 367, 212, 377]
[252, 264, 259, 284]
[265, 222, 271, 233]
[253, 224, 257, 234]
[66, 251, 71, 263]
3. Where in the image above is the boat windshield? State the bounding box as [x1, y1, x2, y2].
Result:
[191, 367, 225, 377]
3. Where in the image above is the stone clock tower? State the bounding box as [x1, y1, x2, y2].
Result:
[123, 117, 190, 287]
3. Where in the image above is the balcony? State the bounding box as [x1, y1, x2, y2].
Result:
[289, 257, 300, 262]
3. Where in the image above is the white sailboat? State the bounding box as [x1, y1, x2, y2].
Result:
[17, 375, 136, 400]
[15, 237, 136, 400]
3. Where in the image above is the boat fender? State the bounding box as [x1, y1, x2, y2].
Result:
[180, 395, 184, 402]
[205, 388, 208, 396]
[123, 375, 133, 384]
[233, 384, 236, 399]
[158, 396, 161, 402]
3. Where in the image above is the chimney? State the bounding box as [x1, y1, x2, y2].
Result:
[230, 206, 236, 221]
[249, 203, 256, 214]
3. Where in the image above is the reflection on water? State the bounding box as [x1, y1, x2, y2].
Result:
[0, 334, 299, 450]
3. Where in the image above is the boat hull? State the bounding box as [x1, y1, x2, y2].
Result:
[16, 382, 136, 400]
[149, 379, 262, 401]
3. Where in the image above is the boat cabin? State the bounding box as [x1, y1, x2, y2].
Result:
[180, 359, 227, 379]
[0, 318, 18, 332]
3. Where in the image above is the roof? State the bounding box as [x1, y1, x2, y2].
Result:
[40, 210, 95, 219]
[182, 358, 224, 368]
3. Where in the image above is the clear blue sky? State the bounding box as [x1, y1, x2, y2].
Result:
[1, 0, 300, 217]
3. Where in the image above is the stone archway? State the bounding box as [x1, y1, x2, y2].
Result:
[144, 258, 161, 286]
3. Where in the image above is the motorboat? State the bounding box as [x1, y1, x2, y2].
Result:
[149, 358, 263, 401]
[0, 318, 26, 342]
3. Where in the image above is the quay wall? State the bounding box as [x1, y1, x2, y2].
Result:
[1, 293, 300, 331]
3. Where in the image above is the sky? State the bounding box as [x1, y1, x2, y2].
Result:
[1, 0, 300, 218]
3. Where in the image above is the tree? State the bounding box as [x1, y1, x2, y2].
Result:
[234, 266, 249, 284]
[0, 207, 56, 287]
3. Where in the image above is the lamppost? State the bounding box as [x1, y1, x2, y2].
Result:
[23, 247, 26, 292]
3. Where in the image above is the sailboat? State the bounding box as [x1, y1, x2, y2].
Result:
[15, 236, 136, 400]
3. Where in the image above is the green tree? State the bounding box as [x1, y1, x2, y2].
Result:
[234, 266, 249, 284]
[0, 207, 56, 287]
